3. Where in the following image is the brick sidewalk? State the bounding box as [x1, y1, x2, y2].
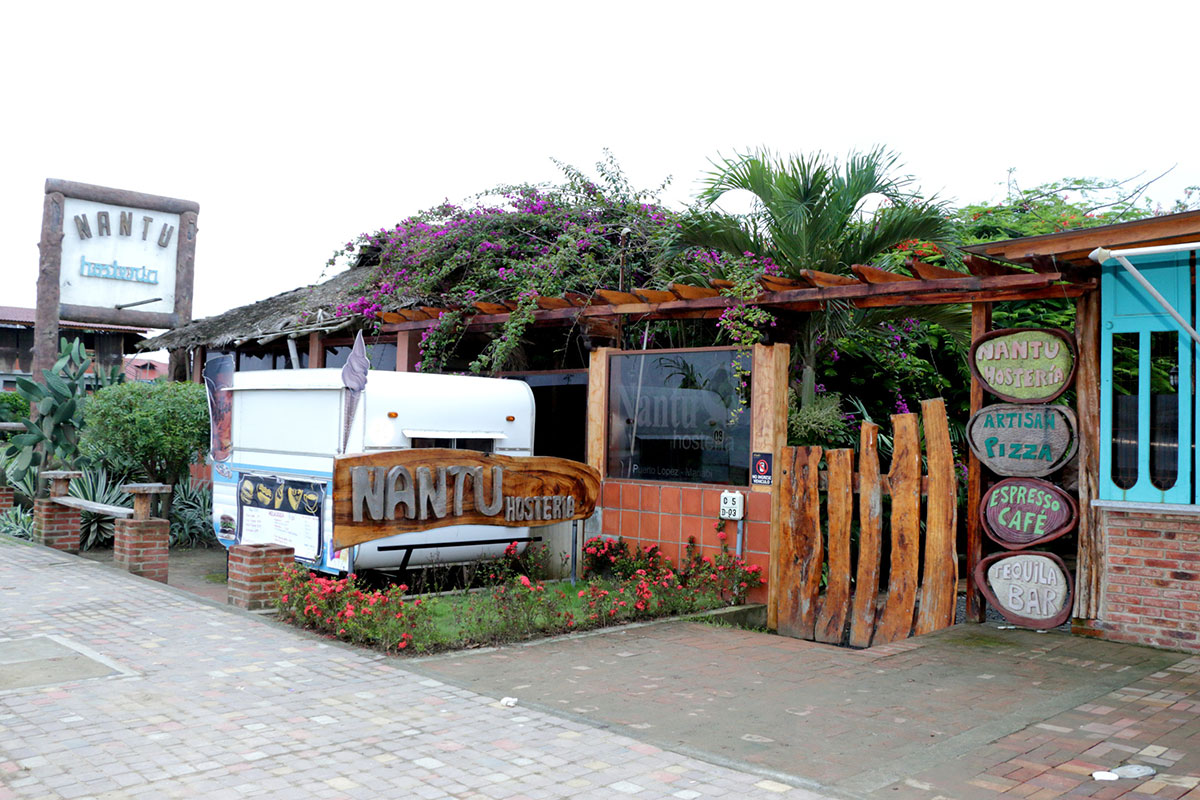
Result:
[0, 538, 825, 799]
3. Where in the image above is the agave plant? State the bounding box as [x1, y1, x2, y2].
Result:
[0, 507, 33, 540]
[169, 480, 215, 548]
[69, 468, 133, 550]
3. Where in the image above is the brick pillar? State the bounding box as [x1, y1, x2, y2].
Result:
[228, 544, 294, 611]
[0, 485, 13, 510]
[33, 498, 80, 552]
[113, 518, 170, 583]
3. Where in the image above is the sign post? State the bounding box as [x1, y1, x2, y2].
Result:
[35, 180, 199, 381]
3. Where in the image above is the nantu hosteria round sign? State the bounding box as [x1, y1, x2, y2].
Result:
[979, 478, 1078, 550]
[973, 551, 1074, 629]
[969, 328, 1076, 404]
[966, 404, 1077, 477]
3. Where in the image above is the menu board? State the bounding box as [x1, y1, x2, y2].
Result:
[236, 474, 324, 562]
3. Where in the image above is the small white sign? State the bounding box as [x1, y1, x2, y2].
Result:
[719, 490, 744, 521]
[59, 196, 179, 315]
[240, 505, 321, 562]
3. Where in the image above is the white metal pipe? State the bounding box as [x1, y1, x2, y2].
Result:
[1089, 246, 1200, 347]
[1090, 241, 1200, 260]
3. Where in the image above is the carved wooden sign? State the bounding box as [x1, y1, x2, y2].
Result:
[980, 478, 1077, 550]
[973, 551, 1074, 628]
[332, 449, 600, 549]
[969, 328, 1076, 404]
[967, 404, 1077, 477]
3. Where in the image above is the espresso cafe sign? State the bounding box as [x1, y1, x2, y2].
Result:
[973, 551, 1073, 628]
[332, 449, 600, 549]
[969, 328, 1076, 404]
[967, 404, 1077, 477]
[980, 478, 1077, 550]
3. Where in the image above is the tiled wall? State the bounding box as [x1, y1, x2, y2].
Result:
[598, 480, 772, 603]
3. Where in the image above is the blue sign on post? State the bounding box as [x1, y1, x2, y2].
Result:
[750, 452, 773, 486]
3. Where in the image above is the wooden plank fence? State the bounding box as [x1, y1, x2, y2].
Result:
[773, 398, 959, 647]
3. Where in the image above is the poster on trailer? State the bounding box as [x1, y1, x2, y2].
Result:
[236, 474, 325, 563]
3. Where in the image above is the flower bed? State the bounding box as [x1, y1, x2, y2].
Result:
[274, 536, 763, 654]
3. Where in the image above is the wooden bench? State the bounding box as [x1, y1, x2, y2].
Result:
[43, 471, 172, 521]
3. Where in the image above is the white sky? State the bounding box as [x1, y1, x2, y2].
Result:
[3, 1, 1198, 322]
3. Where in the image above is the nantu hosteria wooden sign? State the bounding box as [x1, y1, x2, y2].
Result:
[973, 551, 1074, 629]
[979, 478, 1077, 550]
[966, 404, 1077, 477]
[332, 449, 600, 550]
[969, 328, 1076, 404]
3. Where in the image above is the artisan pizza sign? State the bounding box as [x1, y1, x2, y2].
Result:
[970, 328, 1076, 403]
[967, 404, 1077, 477]
[332, 449, 600, 549]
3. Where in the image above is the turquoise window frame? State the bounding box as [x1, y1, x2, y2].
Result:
[1099, 252, 1194, 503]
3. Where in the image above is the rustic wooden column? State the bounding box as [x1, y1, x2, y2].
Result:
[190, 346, 206, 383]
[168, 210, 199, 382]
[965, 302, 992, 623]
[749, 343, 789, 631]
[308, 332, 325, 368]
[1073, 290, 1102, 619]
[585, 347, 614, 474]
[32, 191, 66, 381]
[395, 330, 419, 371]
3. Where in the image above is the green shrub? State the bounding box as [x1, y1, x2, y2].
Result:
[0, 507, 33, 540]
[0, 393, 30, 443]
[82, 381, 209, 485]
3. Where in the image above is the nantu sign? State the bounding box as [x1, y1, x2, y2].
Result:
[969, 328, 1076, 404]
[332, 449, 600, 549]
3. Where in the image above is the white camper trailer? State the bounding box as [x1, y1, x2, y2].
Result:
[210, 369, 535, 574]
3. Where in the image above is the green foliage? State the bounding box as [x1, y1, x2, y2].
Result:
[69, 468, 132, 550]
[787, 391, 853, 447]
[168, 480, 217, 548]
[0, 506, 33, 540]
[2, 338, 98, 484]
[81, 381, 209, 485]
[0, 393, 30, 443]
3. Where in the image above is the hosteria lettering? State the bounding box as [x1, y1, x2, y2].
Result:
[972, 551, 1074, 628]
[967, 404, 1077, 477]
[331, 449, 600, 549]
[980, 478, 1077, 550]
[969, 328, 1076, 404]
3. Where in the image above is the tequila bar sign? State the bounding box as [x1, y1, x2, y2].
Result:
[967, 404, 1077, 477]
[332, 449, 600, 549]
[973, 552, 1073, 628]
[969, 328, 1076, 404]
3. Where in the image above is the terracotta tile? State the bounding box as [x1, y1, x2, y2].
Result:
[620, 510, 639, 537]
[747, 491, 772, 521]
[640, 485, 660, 513]
[601, 509, 619, 536]
[621, 483, 640, 510]
[658, 513, 681, 546]
[656, 540, 681, 567]
[745, 521, 771, 554]
[601, 482, 620, 510]
[680, 488, 702, 516]
[659, 486, 681, 515]
[702, 489, 723, 518]
[639, 513, 660, 539]
[680, 515, 706, 545]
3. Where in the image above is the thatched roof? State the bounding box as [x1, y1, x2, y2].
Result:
[139, 266, 401, 351]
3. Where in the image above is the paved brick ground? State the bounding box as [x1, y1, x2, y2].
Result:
[0, 538, 825, 799]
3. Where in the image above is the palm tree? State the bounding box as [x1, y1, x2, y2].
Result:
[673, 147, 966, 406]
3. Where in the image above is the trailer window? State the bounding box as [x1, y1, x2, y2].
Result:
[411, 438, 454, 449]
[455, 438, 495, 454]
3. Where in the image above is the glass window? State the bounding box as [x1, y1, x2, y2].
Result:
[606, 349, 751, 485]
[1149, 331, 1179, 490]
[1110, 332, 1139, 490]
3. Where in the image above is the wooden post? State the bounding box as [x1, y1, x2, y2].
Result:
[168, 210, 199, 382]
[915, 398, 958, 635]
[814, 448, 853, 643]
[395, 330, 419, 372]
[965, 302, 992, 622]
[33, 191, 66, 381]
[585, 348, 613, 475]
[873, 413, 921, 645]
[308, 332, 325, 368]
[750, 343, 789, 631]
[190, 346, 206, 383]
[1073, 290, 1102, 619]
[848, 422, 883, 648]
[775, 446, 823, 639]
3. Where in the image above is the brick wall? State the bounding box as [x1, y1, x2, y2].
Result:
[113, 518, 170, 583]
[0, 486, 13, 511]
[1072, 509, 1200, 653]
[33, 498, 80, 552]
[599, 480, 771, 603]
[228, 544, 295, 611]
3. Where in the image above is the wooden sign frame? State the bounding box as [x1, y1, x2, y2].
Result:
[35, 179, 199, 379]
[979, 477, 1078, 550]
[332, 448, 600, 550]
[973, 550, 1074, 629]
[968, 327, 1077, 404]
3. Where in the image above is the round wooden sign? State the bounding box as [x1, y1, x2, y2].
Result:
[969, 328, 1076, 404]
[967, 404, 1077, 477]
[973, 551, 1073, 629]
[980, 478, 1078, 550]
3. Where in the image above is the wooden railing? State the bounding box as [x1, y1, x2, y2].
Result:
[772, 398, 958, 647]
